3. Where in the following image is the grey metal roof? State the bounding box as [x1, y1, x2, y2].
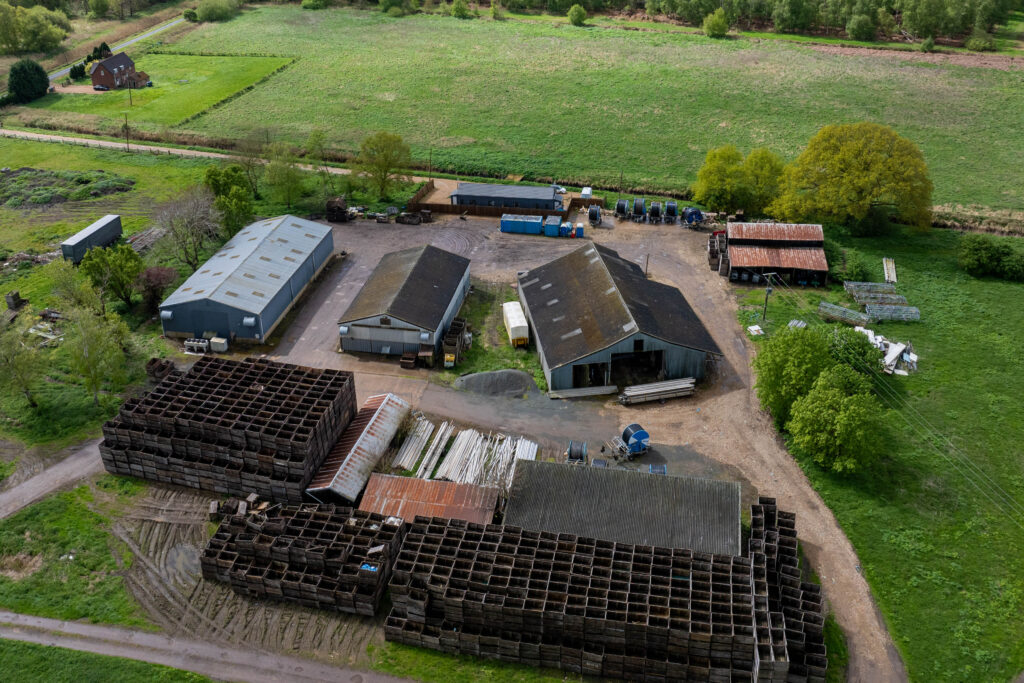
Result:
[451, 182, 557, 201]
[161, 215, 332, 315]
[91, 52, 134, 74]
[339, 245, 470, 330]
[505, 461, 741, 556]
[62, 214, 120, 246]
[518, 244, 721, 369]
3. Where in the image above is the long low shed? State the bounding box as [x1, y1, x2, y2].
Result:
[358, 473, 500, 525]
[61, 214, 122, 263]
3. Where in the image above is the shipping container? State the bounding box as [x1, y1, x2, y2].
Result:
[500, 214, 544, 235]
[502, 301, 529, 347]
[61, 214, 122, 263]
[543, 216, 561, 237]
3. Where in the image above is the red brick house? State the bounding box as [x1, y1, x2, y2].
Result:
[89, 52, 149, 90]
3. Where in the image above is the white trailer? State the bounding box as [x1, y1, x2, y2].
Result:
[502, 301, 529, 348]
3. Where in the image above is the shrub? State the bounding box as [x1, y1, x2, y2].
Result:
[196, 0, 239, 22]
[702, 8, 729, 38]
[490, 1, 503, 19]
[958, 233, 1014, 278]
[965, 29, 996, 51]
[920, 36, 935, 52]
[567, 3, 586, 25]
[69, 63, 86, 80]
[845, 13, 875, 41]
[385, 5, 403, 15]
[843, 253, 871, 282]
[7, 59, 49, 105]
[183, 8, 198, 20]
[876, 8, 897, 37]
[450, 0, 470, 18]
[999, 251, 1024, 281]
[302, 0, 327, 8]
[88, 0, 109, 18]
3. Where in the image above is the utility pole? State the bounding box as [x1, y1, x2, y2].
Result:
[128, 81, 132, 107]
[124, 114, 129, 152]
[645, 253, 650, 278]
[762, 273, 774, 321]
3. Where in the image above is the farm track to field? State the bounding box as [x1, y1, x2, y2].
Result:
[152, 7, 1024, 211]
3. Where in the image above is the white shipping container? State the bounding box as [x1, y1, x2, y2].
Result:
[502, 301, 529, 348]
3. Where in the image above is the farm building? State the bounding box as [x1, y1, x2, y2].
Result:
[338, 245, 471, 356]
[517, 244, 721, 392]
[358, 474, 500, 525]
[159, 215, 333, 341]
[450, 182, 563, 211]
[711, 222, 829, 284]
[89, 52, 148, 89]
[61, 214, 122, 263]
[505, 461, 742, 556]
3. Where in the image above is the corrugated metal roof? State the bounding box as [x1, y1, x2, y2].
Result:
[727, 222, 824, 242]
[728, 245, 829, 271]
[452, 182, 557, 201]
[504, 461, 741, 556]
[62, 215, 120, 246]
[161, 215, 332, 314]
[518, 244, 721, 370]
[307, 393, 410, 501]
[358, 474, 499, 525]
[338, 245, 470, 330]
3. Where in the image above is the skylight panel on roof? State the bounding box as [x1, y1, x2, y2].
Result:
[520, 277, 539, 288]
[225, 291, 238, 297]
[541, 283, 552, 290]
[561, 328, 582, 340]
[623, 321, 637, 332]
[547, 299, 559, 306]
[252, 291, 264, 297]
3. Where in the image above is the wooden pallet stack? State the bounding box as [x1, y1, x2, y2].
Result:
[201, 503, 406, 616]
[99, 357, 356, 502]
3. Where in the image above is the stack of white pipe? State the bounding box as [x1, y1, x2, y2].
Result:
[415, 421, 453, 479]
[392, 418, 436, 470]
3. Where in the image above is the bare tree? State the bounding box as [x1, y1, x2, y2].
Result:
[234, 132, 268, 199]
[156, 187, 222, 272]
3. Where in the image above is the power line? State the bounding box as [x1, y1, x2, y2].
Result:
[758, 274, 1024, 529]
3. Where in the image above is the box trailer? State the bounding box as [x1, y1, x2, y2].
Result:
[543, 216, 561, 237]
[502, 301, 529, 347]
[61, 214, 122, 263]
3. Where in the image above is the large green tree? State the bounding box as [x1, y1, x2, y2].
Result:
[0, 321, 44, 408]
[356, 131, 411, 200]
[787, 365, 881, 473]
[771, 122, 933, 230]
[47, 259, 102, 313]
[65, 309, 130, 407]
[80, 244, 144, 310]
[693, 145, 784, 217]
[215, 185, 254, 237]
[6, 58, 49, 104]
[264, 142, 305, 209]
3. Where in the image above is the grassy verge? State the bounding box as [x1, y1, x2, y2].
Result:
[0, 639, 209, 683]
[823, 614, 850, 683]
[434, 282, 547, 392]
[737, 226, 1024, 680]
[368, 642, 573, 682]
[0, 476, 150, 627]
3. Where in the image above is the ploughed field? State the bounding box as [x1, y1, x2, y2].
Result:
[163, 7, 1024, 210]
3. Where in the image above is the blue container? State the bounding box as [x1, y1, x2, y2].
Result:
[501, 214, 543, 234]
[543, 216, 560, 238]
[683, 207, 704, 224]
[559, 224, 572, 238]
[575, 226, 584, 238]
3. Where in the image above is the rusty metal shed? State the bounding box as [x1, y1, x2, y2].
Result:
[723, 222, 828, 284]
[726, 222, 824, 244]
[358, 474, 499, 525]
[306, 393, 410, 503]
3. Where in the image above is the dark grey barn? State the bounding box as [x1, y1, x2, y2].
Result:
[518, 244, 721, 392]
[159, 215, 333, 341]
[450, 182, 563, 211]
[505, 461, 742, 556]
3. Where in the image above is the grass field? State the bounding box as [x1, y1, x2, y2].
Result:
[738, 227, 1024, 681]
[0, 477, 150, 627]
[29, 54, 291, 127]
[147, 7, 1024, 211]
[0, 640, 208, 683]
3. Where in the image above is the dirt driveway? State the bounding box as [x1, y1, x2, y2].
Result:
[267, 213, 906, 682]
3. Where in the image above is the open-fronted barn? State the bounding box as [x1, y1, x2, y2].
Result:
[338, 245, 470, 356]
[159, 215, 333, 341]
[716, 222, 829, 285]
[517, 244, 721, 392]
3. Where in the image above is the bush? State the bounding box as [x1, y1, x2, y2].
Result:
[183, 8, 198, 20]
[958, 233, 1016, 278]
[69, 63, 86, 80]
[6, 59, 49, 105]
[490, 1, 503, 19]
[702, 8, 729, 38]
[843, 253, 871, 282]
[302, 0, 327, 8]
[450, 0, 469, 18]
[965, 29, 996, 51]
[385, 5, 403, 15]
[196, 0, 239, 22]
[567, 3, 586, 25]
[845, 13, 875, 41]
[920, 36, 935, 52]
[88, 0, 109, 18]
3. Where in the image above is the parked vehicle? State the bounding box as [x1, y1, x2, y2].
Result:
[93, 85, 109, 91]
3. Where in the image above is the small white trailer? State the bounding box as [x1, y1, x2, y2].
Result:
[502, 301, 529, 348]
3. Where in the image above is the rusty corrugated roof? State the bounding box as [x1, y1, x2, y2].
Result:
[727, 222, 824, 242]
[728, 245, 829, 272]
[306, 394, 410, 501]
[358, 474, 499, 525]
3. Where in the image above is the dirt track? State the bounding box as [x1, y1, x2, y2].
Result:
[807, 44, 1024, 70]
[0, 439, 103, 519]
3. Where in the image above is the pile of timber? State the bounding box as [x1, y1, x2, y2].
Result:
[618, 378, 696, 405]
[201, 503, 405, 616]
[99, 357, 356, 502]
[432, 429, 537, 489]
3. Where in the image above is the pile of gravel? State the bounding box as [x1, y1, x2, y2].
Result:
[454, 369, 539, 398]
